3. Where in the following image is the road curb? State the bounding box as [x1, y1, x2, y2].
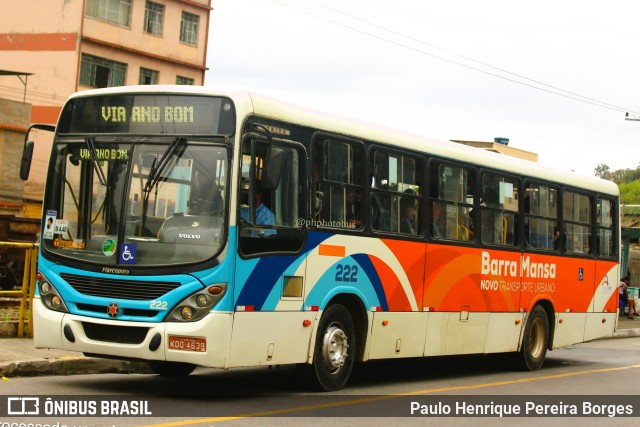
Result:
[609, 328, 640, 339]
[0, 357, 152, 377]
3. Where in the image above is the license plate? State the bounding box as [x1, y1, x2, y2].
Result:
[168, 335, 206, 352]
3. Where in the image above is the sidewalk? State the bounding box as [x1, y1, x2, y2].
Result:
[1, 318, 638, 378]
[0, 338, 151, 377]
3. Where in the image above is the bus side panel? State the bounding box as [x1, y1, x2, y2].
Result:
[553, 312, 587, 348]
[227, 312, 316, 367]
[484, 312, 526, 353]
[424, 245, 521, 313]
[518, 254, 595, 314]
[368, 312, 427, 359]
[423, 245, 522, 356]
[591, 260, 619, 314]
[300, 234, 424, 312]
[583, 260, 618, 342]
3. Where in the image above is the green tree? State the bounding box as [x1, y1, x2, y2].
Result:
[595, 163, 640, 203]
[619, 180, 640, 204]
[594, 163, 611, 180]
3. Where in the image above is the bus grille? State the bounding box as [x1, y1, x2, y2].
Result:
[77, 303, 157, 318]
[82, 322, 149, 344]
[60, 273, 180, 300]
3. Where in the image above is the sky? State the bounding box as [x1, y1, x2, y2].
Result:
[205, 0, 640, 177]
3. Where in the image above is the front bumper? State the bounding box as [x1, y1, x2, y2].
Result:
[33, 296, 233, 368]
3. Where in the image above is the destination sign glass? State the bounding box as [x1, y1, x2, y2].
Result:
[57, 94, 236, 135]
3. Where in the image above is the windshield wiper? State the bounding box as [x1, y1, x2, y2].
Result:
[143, 137, 186, 197]
[140, 137, 186, 233]
[84, 137, 108, 186]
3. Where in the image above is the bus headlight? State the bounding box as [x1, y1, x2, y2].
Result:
[37, 272, 69, 313]
[196, 294, 208, 307]
[166, 283, 227, 322]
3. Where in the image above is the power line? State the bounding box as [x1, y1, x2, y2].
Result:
[270, 0, 640, 116]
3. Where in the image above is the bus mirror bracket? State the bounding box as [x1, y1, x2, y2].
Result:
[20, 123, 55, 181]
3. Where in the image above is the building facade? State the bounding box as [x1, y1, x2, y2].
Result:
[450, 139, 539, 162]
[0, 0, 211, 124]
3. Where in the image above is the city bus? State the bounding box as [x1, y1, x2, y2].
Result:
[20, 85, 620, 391]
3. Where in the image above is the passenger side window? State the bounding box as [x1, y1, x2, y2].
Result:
[370, 149, 423, 235]
[239, 137, 305, 257]
[312, 138, 363, 230]
[524, 182, 558, 251]
[480, 173, 519, 246]
[563, 191, 592, 255]
[429, 162, 475, 241]
[597, 197, 616, 258]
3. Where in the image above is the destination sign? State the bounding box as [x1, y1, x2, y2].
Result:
[101, 105, 195, 124]
[57, 94, 236, 135]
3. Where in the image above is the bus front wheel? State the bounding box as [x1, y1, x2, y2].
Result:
[304, 304, 355, 391]
[517, 305, 549, 371]
[148, 361, 196, 377]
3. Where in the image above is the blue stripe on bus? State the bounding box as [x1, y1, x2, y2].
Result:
[351, 253, 388, 311]
[234, 232, 339, 310]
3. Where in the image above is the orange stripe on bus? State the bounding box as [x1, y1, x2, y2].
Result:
[318, 244, 345, 257]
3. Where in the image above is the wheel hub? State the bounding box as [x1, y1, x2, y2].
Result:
[322, 324, 349, 372]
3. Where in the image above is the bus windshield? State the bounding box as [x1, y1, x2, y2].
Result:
[41, 138, 229, 267]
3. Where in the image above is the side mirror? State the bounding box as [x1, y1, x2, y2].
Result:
[20, 123, 55, 181]
[19, 141, 34, 180]
[261, 146, 283, 190]
[20, 141, 33, 181]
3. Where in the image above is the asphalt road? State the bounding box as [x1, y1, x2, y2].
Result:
[1, 336, 639, 426]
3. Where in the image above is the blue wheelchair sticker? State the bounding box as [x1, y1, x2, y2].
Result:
[119, 243, 137, 264]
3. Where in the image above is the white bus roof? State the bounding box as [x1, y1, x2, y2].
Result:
[67, 85, 619, 197]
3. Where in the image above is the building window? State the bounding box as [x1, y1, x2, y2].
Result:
[144, 1, 164, 36]
[86, 0, 132, 27]
[176, 76, 194, 85]
[139, 68, 159, 85]
[180, 12, 199, 45]
[79, 54, 127, 88]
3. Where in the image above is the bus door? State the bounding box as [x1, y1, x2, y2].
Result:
[230, 133, 309, 366]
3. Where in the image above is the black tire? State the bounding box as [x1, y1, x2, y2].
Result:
[148, 361, 196, 377]
[303, 304, 356, 391]
[517, 305, 549, 371]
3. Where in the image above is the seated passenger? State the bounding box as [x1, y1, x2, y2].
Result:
[431, 201, 444, 238]
[241, 184, 275, 237]
[400, 206, 417, 234]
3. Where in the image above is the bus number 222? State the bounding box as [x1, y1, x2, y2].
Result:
[335, 264, 358, 282]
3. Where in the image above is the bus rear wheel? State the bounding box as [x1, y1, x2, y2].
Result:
[517, 305, 549, 371]
[304, 304, 355, 391]
[148, 361, 196, 377]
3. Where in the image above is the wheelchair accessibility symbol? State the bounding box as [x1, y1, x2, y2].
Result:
[119, 243, 137, 264]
